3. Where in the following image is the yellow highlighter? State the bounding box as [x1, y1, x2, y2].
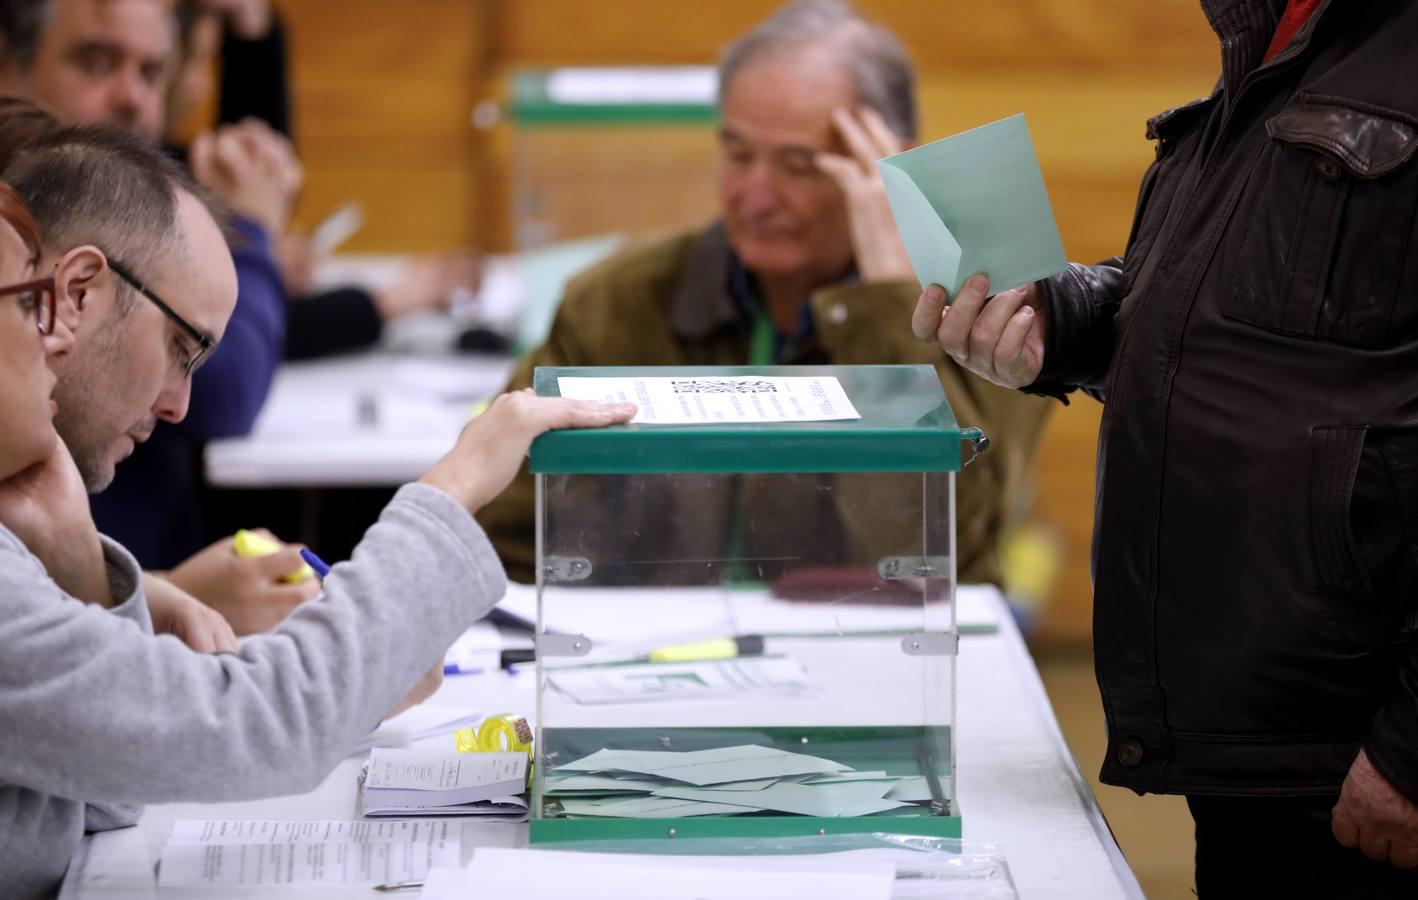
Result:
[233, 529, 314, 584]
[647, 636, 766, 664]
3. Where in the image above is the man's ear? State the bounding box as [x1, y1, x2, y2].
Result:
[53, 246, 111, 325]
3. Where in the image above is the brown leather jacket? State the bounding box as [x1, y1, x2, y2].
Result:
[478, 223, 1052, 586]
[1031, 0, 1418, 800]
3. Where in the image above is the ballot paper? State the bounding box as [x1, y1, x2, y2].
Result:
[878, 113, 1067, 296]
[544, 745, 948, 820]
[360, 750, 527, 817]
[649, 780, 912, 818]
[555, 744, 851, 786]
[157, 819, 458, 888]
[556, 375, 860, 424]
[546, 657, 815, 705]
[556, 796, 763, 818]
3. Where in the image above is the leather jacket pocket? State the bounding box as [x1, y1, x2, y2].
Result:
[1310, 425, 1418, 648]
[1224, 94, 1418, 349]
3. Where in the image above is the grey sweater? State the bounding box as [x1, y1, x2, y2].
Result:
[0, 484, 505, 899]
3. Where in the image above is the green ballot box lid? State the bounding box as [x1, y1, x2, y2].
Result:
[529, 365, 967, 474]
[510, 68, 718, 127]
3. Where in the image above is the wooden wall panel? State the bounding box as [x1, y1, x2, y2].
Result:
[499, 0, 1218, 74]
[281, 0, 481, 251]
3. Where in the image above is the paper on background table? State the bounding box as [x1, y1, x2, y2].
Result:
[878, 113, 1067, 296]
[556, 375, 860, 425]
[547, 656, 816, 705]
[429, 847, 896, 900]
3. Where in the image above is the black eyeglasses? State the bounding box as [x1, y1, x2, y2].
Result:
[107, 258, 215, 375]
[0, 276, 57, 336]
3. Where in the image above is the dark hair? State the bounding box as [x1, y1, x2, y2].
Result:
[0, 179, 41, 262]
[0, 0, 53, 72]
[0, 94, 62, 173]
[719, 0, 918, 141]
[1, 126, 225, 310]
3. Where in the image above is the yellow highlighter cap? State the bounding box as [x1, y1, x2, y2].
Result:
[232, 529, 314, 584]
[647, 638, 739, 664]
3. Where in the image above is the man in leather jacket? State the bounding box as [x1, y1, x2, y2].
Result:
[913, 1, 1418, 895]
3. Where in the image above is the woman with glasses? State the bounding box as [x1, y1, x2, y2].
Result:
[0, 180, 636, 898]
[0, 182, 63, 472]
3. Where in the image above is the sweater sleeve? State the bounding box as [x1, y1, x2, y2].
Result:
[179, 217, 287, 439]
[80, 536, 153, 833]
[0, 484, 505, 806]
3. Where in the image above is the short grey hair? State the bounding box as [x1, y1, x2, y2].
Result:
[718, 0, 917, 141]
[2, 126, 224, 312]
[0, 0, 55, 71]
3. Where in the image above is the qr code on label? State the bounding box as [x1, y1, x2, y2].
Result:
[671, 379, 779, 394]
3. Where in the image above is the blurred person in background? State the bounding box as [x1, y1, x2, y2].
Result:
[0, 0, 471, 635]
[170, 0, 481, 361]
[0, 0, 303, 578]
[478, 0, 1051, 587]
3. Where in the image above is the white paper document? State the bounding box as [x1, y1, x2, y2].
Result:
[363, 749, 526, 806]
[158, 819, 458, 888]
[556, 375, 860, 424]
[436, 847, 895, 900]
[547, 657, 815, 705]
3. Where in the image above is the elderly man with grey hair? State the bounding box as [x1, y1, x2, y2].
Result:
[479, 0, 1051, 588]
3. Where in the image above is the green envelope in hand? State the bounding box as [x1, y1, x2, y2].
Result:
[877, 113, 1067, 297]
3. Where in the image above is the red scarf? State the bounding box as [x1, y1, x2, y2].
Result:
[1262, 0, 1322, 63]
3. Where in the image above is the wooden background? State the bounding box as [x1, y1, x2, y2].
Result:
[275, 0, 1221, 644]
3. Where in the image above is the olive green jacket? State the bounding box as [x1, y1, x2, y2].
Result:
[478, 223, 1052, 585]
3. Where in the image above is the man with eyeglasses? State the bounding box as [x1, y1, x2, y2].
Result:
[3, 128, 239, 547]
[0, 0, 305, 606]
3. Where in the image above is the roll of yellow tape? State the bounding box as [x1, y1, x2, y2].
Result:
[454, 714, 533, 757]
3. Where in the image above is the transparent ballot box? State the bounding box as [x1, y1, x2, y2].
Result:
[529, 365, 973, 842]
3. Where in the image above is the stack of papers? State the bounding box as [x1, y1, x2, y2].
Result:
[360, 749, 529, 820]
[157, 819, 459, 889]
[545, 745, 939, 819]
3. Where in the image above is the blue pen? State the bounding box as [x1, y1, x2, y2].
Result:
[442, 662, 484, 677]
[299, 547, 332, 580]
